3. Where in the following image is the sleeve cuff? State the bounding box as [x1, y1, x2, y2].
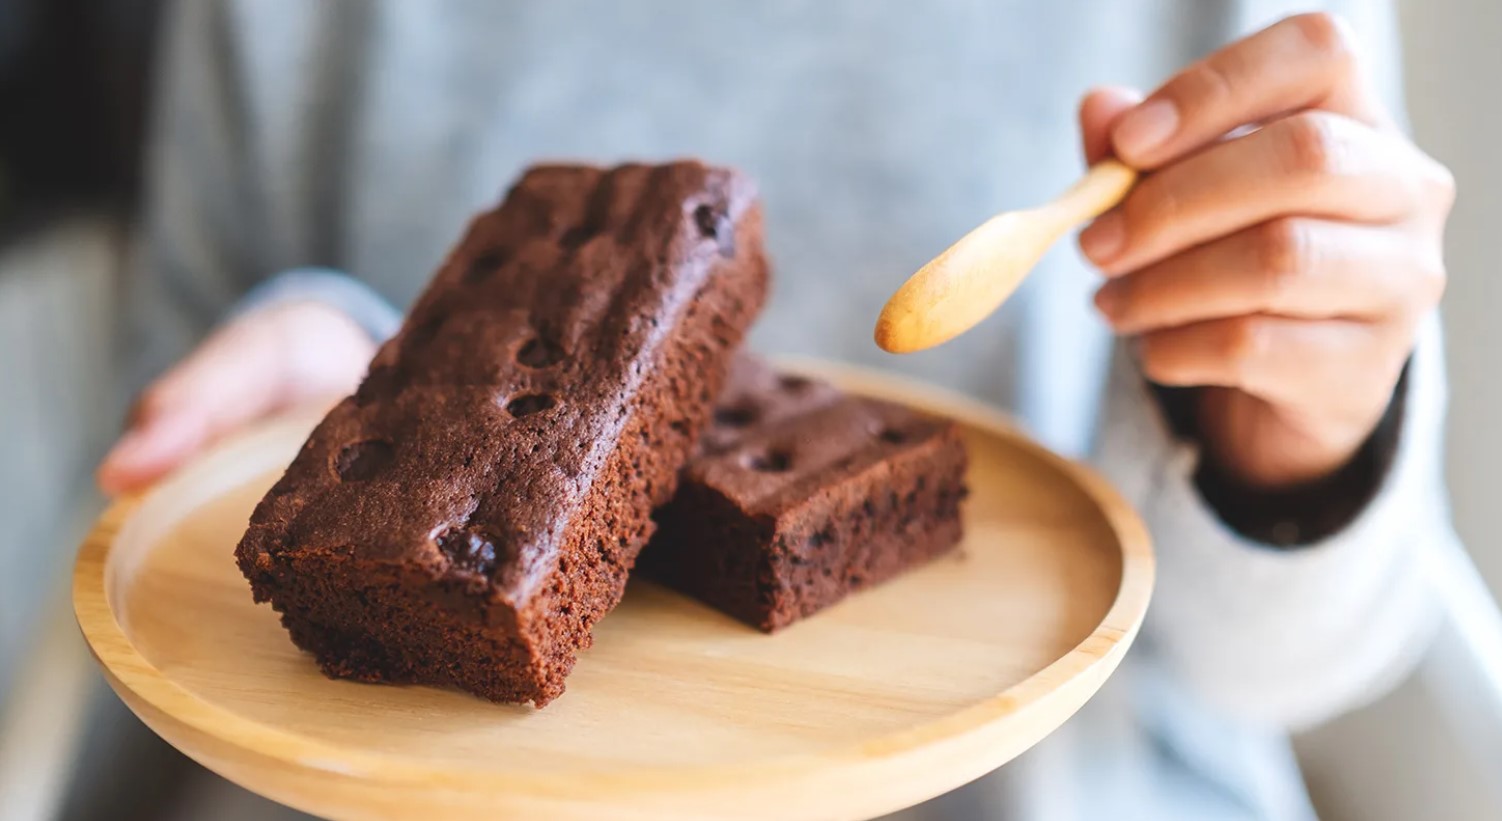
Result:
[1141, 316, 1445, 558]
[1153, 362, 1410, 548]
[229, 267, 402, 343]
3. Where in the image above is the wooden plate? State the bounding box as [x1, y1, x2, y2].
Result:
[74, 361, 1153, 821]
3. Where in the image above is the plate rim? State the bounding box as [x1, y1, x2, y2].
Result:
[73, 359, 1155, 807]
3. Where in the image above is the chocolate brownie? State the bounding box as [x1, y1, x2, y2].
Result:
[640, 359, 968, 632]
[235, 161, 769, 706]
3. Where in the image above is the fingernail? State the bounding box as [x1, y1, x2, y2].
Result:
[1080, 211, 1125, 265]
[1114, 98, 1179, 159]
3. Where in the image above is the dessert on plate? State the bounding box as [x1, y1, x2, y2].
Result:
[235, 161, 768, 706]
[641, 357, 969, 632]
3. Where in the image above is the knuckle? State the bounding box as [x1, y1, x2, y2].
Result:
[1279, 112, 1342, 176]
[1104, 278, 1139, 317]
[1137, 339, 1181, 384]
[1423, 157, 1458, 213]
[1415, 254, 1449, 305]
[1288, 12, 1357, 66]
[141, 382, 174, 414]
[1254, 219, 1309, 300]
[1220, 318, 1269, 379]
[1176, 60, 1238, 115]
[1123, 178, 1181, 240]
[130, 383, 172, 425]
[134, 366, 197, 422]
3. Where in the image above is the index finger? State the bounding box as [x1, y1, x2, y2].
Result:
[1111, 12, 1391, 169]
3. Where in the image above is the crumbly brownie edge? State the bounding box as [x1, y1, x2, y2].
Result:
[646, 419, 969, 632]
[249, 551, 550, 702]
[761, 430, 968, 630]
[515, 204, 770, 702]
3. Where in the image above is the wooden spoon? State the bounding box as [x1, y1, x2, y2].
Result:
[874, 159, 1138, 354]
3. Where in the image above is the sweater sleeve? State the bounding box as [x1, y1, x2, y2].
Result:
[1090, 312, 1451, 730]
[231, 267, 402, 344]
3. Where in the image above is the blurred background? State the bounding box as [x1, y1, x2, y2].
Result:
[0, 1, 1497, 819]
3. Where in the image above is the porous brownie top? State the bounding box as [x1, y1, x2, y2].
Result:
[692, 359, 958, 514]
[698, 357, 844, 455]
[241, 161, 761, 602]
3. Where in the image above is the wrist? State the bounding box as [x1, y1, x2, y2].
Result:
[1192, 387, 1378, 491]
[1152, 364, 1410, 547]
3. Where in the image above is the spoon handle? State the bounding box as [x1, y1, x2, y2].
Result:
[1043, 159, 1138, 231]
[872, 159, 1139, 355]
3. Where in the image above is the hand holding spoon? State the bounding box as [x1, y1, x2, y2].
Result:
[874, 160, 1138, 354]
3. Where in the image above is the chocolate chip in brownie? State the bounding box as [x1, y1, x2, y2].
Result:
[435, 527, 501, 576]
[713, 403, 759, 429]
[745, 447, 792, 473]
[333, 440, 394, 482]
[516, 336, 565, 369]
[693, 202, 736, 258]
[505, 394, 556, 418]
[465, 248, 508, 283]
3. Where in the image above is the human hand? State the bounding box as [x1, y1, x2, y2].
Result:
[96, 301, 376, 496]
[1077, 12, 1452, 490]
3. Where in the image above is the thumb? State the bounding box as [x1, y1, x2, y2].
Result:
[1080, 86, 1145, 165]
[96, 374, 221, 496]
[96, 314, 287, 496]
[95, 403, 210, 496]
[96, 302, 376, 496]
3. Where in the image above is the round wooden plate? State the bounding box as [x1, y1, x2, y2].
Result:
[74, 362, 1153, 821]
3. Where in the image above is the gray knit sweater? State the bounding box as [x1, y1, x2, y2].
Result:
[128, 1, 1453, 818]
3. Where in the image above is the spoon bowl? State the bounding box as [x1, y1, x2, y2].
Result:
[875, 160, 1137, 354]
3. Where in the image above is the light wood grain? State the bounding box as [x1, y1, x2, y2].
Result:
[874, 160, 1137, 354]
[73, 362, 1154, 821]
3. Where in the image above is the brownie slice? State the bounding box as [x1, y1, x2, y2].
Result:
[235, 161, 769, 706]
[640, 359, 968, 632]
